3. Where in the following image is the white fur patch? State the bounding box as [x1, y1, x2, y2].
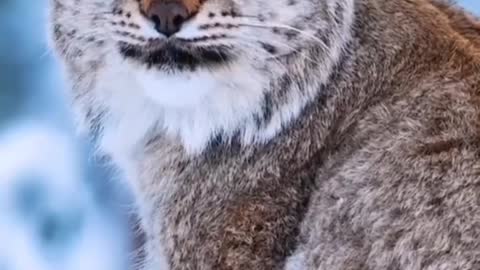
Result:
[135, 68, 221, 108]
[284, 252, 307, 270]
[96, 52, 267, 160]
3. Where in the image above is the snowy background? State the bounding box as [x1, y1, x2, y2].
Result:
[0, 0, 134, 270]
[0, 1, 478, 270]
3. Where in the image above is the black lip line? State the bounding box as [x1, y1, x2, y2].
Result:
[119, 41, 234, 69]
[126, 35, 232, 52]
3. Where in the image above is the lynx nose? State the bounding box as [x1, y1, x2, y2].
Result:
[146, 1, 189, 37]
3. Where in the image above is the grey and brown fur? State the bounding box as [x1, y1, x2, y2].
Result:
[430, 0, 480, 47]
[50, 0, 480, 269]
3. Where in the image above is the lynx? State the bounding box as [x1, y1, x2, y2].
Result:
[50, 0, 480, 269]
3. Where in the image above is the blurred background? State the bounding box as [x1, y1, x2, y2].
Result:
[0, 1, 134, 270]
[0, 1, 478, 270]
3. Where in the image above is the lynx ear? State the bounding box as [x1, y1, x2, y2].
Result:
[140, 0, 202, 15]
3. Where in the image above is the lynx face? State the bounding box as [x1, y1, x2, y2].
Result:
[51, 0, 353, 154]
[53, 0, 337, 69]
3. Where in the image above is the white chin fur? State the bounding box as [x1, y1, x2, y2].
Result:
[135, 68, 217, 109]
[95, 54, 268, 161]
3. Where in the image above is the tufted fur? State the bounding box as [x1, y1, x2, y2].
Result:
[50, 0, 480, 269]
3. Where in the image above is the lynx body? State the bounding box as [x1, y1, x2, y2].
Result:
[51, 0, 480, 269]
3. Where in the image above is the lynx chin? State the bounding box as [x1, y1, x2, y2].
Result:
[51, 0, 480, 269]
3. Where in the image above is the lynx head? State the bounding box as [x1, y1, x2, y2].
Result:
[50, 0, 354, 155]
